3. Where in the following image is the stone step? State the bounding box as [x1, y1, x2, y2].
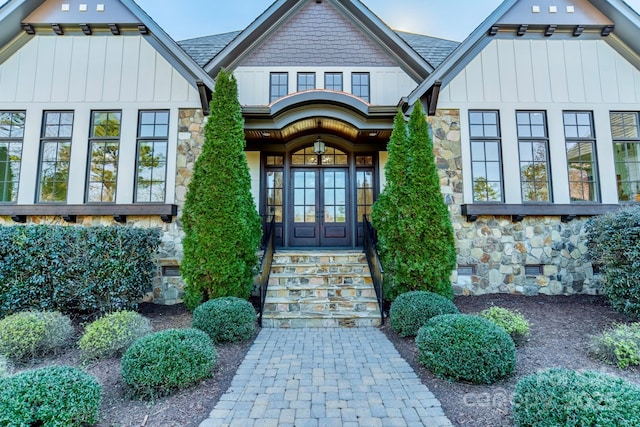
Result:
[262, 250, 380, 328]
[268, 274, 373, 287]
[270, 264, 371, 275]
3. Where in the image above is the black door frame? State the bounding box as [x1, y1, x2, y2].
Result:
[260, 143, 378, 248]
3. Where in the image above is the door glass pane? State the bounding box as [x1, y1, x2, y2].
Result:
[293, 170, 317, 223]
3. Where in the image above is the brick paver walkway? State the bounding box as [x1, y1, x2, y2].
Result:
[200, 328, 452, 427]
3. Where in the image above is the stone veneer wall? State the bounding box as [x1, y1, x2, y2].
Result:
[429, 109, 602, 297]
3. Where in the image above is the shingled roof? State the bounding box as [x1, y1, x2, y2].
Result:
[178, 30, 459, 69]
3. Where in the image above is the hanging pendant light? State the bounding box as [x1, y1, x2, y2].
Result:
[313, 136, 326, 155]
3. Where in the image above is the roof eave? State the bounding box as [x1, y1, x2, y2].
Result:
[406, 0, 519, 108]
[0, 0, 41, 48]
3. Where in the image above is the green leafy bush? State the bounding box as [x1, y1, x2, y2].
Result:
[121, 328, 217, 399]
[0, 365, 101, 427]
[586, 207, 640, 318]
[79, 311, 152, 361]
[192, 297, 257, 343]
[416, 314, 516, 384]
[589, 323, 640, 368]
[513, 368, 640, 427]
[478, 306, 530, 345]
[0, 311, 74, 361]
[0, 355, 12, 378]
[390, 291, 459, 337]
[0, 225, 160, 317]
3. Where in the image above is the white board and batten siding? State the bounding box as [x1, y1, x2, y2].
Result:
[234, 66, 418, 106]
[0, 34, 202, 205]
[437, 39, 640, 205]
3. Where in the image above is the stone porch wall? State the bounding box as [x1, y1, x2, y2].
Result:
[429, 109, 602, 297]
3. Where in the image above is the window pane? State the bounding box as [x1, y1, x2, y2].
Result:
[469, 114, 503, 202]
[136, 111, 168, 203]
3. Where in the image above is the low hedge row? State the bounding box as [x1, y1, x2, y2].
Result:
[0, 225, 160, 317]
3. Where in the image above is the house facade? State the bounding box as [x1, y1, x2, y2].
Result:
[1, 0, 639, 303]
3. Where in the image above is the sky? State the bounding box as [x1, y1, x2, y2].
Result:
[134, 0, 640, 43]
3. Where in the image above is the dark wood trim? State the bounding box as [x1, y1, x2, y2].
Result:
[427, 80, 442, 116]
[461, 204, 622, 222]
[0, 204, 178, 223]
[196, 80, 211, 116]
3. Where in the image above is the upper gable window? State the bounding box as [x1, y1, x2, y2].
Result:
[297, 73, 315, 92]
[351, 73, 370, 103]
[270, 73, 288, 103]
[325, 73, 343, 92]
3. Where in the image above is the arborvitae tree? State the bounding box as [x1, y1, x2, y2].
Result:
[371, 109, 408, 295]
[181, 69, 262, 309]
[373, 103, 456, 300]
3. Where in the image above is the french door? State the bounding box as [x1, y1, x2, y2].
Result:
[290, 168, 350, 247]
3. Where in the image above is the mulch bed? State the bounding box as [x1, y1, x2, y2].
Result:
[11, 303, 254, 427]
[10, 295, 640, 426]
[381, 294, 640, 427]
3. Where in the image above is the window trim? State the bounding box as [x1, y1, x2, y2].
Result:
[563, 110, 600, 203]
[469, 110, 504, 203]
[516, 110, 553, 203]
[296, 72, 316, 92]
[270, 72, 288, 103]
[37, 110, 74, 204]
[351, 72, 370, 102]
[611, 111, 640, 203]
[86, 110, 121, 204]
[134, 110, 169, 204]
[324, 72, 343, 92]
[0, 111, 26, 204]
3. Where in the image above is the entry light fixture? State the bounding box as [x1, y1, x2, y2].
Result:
[313, 136, 326, 155]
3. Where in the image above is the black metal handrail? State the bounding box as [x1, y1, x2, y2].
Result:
[258, 216, 276, 327]
[363, 215, 384, 325]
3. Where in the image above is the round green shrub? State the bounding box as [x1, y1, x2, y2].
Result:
[192, 297, 257, 343]
[0, 311, 74, 361]
[79, 310, 152, 361]
[478, 306, 530, 345]
[0, 355, 12, 379]
[390, 291, 459, 337]
[589, 323, 640, 368]
[121, 328, 217, 399]
[513, 368, 640, 427]
[416, 314, 516, 384]
[0, 365, 101, 427]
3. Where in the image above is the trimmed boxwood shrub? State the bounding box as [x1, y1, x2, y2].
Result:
[513, 368, 640, 427]
[0, 311, 74, 361]
[390, 291, 459, 337]
[0, 355, 12, 378]
[0, 225, 160, 317]
[478, 306, 530, 345]
[589, 323, 640, 368]
[79, 311, 152, 361]
[192, 297, 257, 343]
[121, 328, 217, 399]
[416, 314, 516, 384]
[0, 365, 101, 427]
[586, 206, 640, 318]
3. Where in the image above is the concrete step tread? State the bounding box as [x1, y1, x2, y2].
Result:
[265, 296, 379, 303]
[266, 283, 375, 290]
